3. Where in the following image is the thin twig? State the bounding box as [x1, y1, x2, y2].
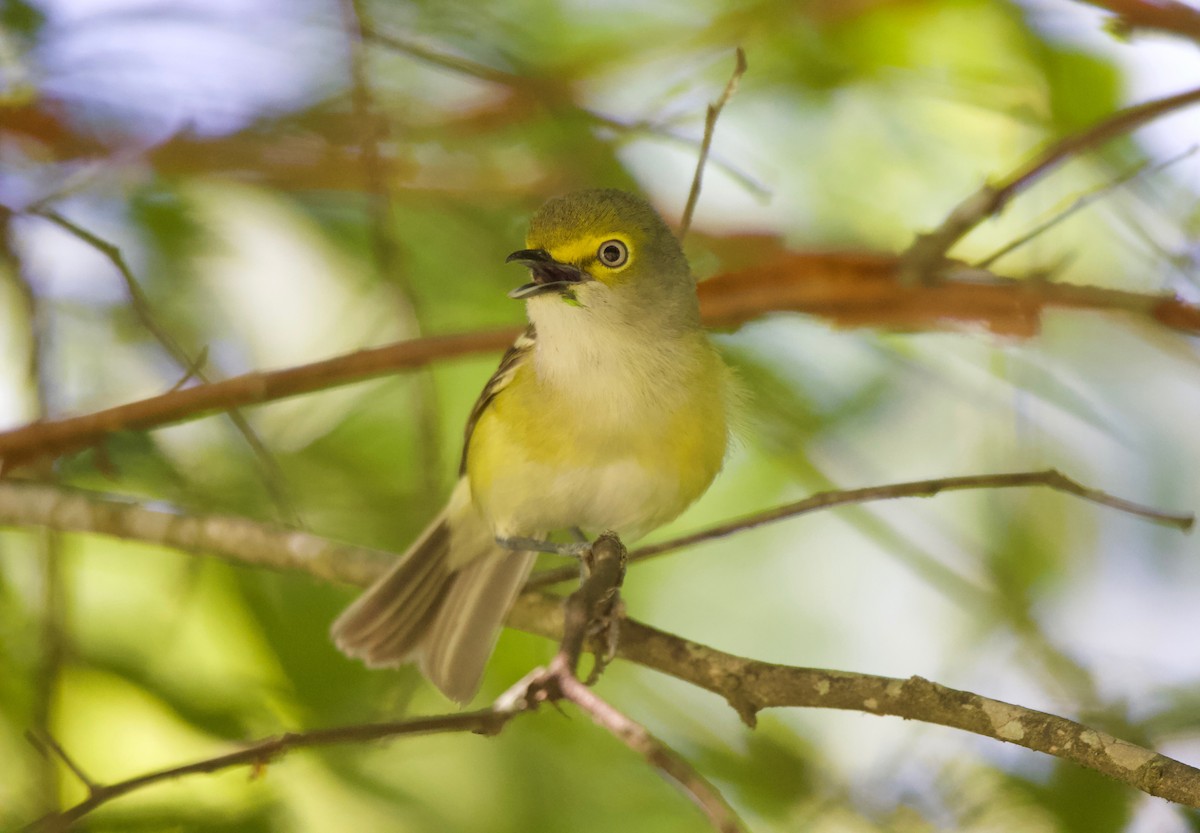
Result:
[29, 209, 299, 523]
[902, 84, 1200, 283]
[557, 670, 746, 833]
[2, 209, 67, 815]
[25, 731, 98, 793]
[680, 48, 747, 239]
[339, 0, 444, 493]
[519, 533, 746, 833]
[167, 345, 209, 393]
[21, 711, 514, 832]
[362, 28, 768, 199]
[527, 469, 1194, 588]
[339, 0, 402, 283]
[976, 146, 1199, 269]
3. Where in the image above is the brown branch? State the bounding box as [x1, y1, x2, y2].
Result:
[23, 528, 742, 833]
[505, 595, 1200, 808]
[555, 669, 745, 833]
[4, 252, 1200, 474]
[527, 469, 1194, 588]
[0, 327, 518, 474]
[697, 250, 1200, 337]
[612, 612, 1200, 803]
[517, 533, 746, 833]
[902, 84, 1200, 282]
[679, 48, 747, 239]
[3, 481, 1198, 811]
[1075, 0, 1200, 41]
[22, 710, 513, 832]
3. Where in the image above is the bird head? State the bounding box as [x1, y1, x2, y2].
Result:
[506, 189, 698, 328]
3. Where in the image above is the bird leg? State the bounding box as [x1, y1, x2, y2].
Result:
[495, 536, 591, 559]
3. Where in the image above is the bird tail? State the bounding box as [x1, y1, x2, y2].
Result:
[330, 479, 535, 703]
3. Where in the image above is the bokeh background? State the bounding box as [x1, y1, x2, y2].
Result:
[3, 0, 1200, 830]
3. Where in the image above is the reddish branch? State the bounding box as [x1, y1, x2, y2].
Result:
[6, 77, 1200, 473]
[1077, 0, 1200, 41]
[0, 328, 516, 473]
[2, 257, 1199, 473]
[699, 251, 1200, 337]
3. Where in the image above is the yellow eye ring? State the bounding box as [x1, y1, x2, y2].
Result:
[596, 239, 629, 269]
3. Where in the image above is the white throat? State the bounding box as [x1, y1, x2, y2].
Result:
[525, 289, 701, 413]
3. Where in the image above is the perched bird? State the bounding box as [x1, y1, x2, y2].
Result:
[332, 189, 732, 702]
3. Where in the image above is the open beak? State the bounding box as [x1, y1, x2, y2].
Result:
[505, 249, 589, 299]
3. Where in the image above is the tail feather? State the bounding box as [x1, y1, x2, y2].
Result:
[331, 516, 452, 665]
[331, 478, 534, 703]
[421, 548, 537, 703]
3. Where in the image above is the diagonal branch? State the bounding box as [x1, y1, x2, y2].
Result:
[22, 529, 743, 833]
[21, 710, 513, 833]
[527, 469, 1194, 588]
[1, 479, 1197, 809]
[507, 594, 1200, 807]
[516, 532, 747, 833]
[0, 327, 518, 474]
[901, 84, 1200, 283]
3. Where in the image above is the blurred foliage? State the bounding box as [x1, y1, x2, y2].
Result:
[3, 0, 1200, 831]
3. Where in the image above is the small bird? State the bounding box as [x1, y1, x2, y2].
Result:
[332, 189, 732, 702]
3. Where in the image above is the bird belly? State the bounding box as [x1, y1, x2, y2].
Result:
[465, 335, 729, 543]
[479, 455, 691, 540]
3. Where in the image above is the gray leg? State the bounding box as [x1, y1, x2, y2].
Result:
[496, 536, 591, 558]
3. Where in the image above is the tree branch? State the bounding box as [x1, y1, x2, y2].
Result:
[2, 479, 1198, 810]
[505, 594, 1200, 808]
[515, 532, 747, 833]
[901, 84, 1200, 283]
[0, 327, 518, 474]
[679, 48, 747, 239]
[527, 469, 1193, 589]
[5, 260, 1200, 475]
[1074, 0, 1200, 42]
[22, 528, 744, 833]
[22, 710, 513, 833]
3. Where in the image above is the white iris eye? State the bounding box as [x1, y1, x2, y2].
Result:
[597, 239, 629, 268]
